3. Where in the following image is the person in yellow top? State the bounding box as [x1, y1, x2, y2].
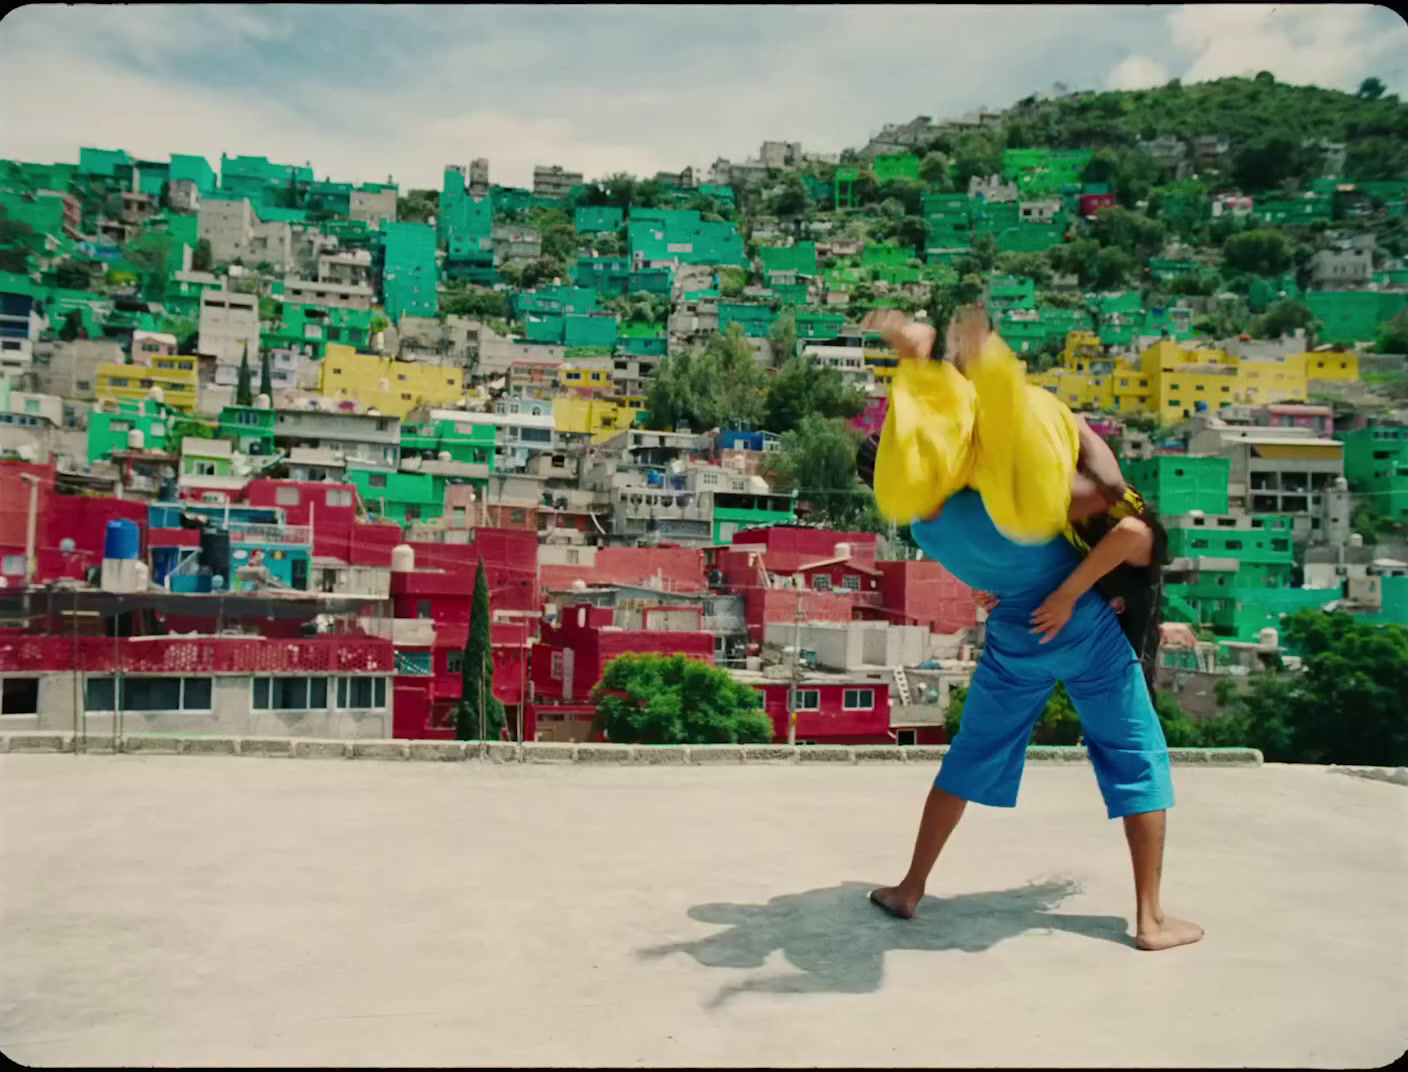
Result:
[861, 305, 1128, 539]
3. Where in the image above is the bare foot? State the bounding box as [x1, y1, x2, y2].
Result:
[1135, 915, 1204, 951]
[869, 886, 920, 920]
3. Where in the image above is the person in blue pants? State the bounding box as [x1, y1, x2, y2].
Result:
[866, 487, 1203, 952]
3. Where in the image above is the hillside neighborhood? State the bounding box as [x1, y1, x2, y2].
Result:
[1, 73, 1406, 762]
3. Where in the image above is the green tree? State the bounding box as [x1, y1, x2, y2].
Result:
[518, 256, 566, 289]
[1087, 205, 1167, 260]
[897, 215, 931, 254]
[774, 173, 809, 217]
[441, 288, 510, 321]
[996, 251, 1053, 287]
[764, 354, 866, 435]
[1257, 298, 1316, 341]
[191, 238, 213, 272]
[541, 221, 578, 262]
[951, 131, 1004, 189]
[457, 559, 506, 741]
[0, 248, 28, 273]
[235, 351, 254, 407]
[58, 309, 84, 341]
[767, 310, 798, 362]
[1222, 228, 1290, 275]
[1375, 310, 1408, 355]
[53, 260, 95, 290]
[1232, 135, 1314, 192]
[259, 349, 274, 399]
[0, 215, 35, 247]
[644, 324, 768, 432]
[1094, 245, 1136, 289]
[1215, 610, 1408, 766]
[593, 653, 774, 745]
[762, 414, 870, 527]
[919, 151, 951, 187]
[397, 189, 438, 224]
[1357, 77, 1386, 101]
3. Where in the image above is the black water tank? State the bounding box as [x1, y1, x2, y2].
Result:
[200, 528, 231, 582]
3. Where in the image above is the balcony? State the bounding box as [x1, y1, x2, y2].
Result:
[0, 636, 393, 675]
[229, 523, 312, 546]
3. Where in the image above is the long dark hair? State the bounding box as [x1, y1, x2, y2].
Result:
[856, 432, 880, 489]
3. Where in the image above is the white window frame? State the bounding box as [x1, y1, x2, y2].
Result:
[795, 689, 820, 710]
[843, 688, 873, 711]
[812, 574, 832, 591]
[550, 651, 565, 680]
[842, 574, 860, 591]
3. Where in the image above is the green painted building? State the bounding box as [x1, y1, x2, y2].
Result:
[872, 154, 920, 182]
[345, 463, 483, 524]
[759, 242, 818, 281]
[380, 221, 438, 322]
[512, 285, 597, 319]
[401, 416, 496, 467]
[1124, 455, 1230, 515]
[795, 311, 846, 340]
[618, 321, 667, 357]
[1165, 514, 1295, 587]
[219, 154, 313, 209]
[574, 205, 623, 233]
[718, 302, 778, 338]
[1002, 149, 1091, 198]
[1306, 291, 1408, 343]
[522, 312, 619, 349]
[218, 405, 276, 454]
[1339, 425, 1408, 523]
[713, 489, 796, 544]
[986, 275, 1036, 312]
[628, 209, 745, 266]
[87, 398, 175, 462]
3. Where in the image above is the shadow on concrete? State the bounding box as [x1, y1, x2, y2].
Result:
[640, 878, 1131, 1006]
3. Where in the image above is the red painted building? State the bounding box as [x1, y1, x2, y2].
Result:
[540, 546, 707, 595]
[746, 675, 894, 745]
[874, 561, 978, 633]
[850, 393, 888, 438]
[529, 602, 715, 741]
[1080, 192, 1117, 216]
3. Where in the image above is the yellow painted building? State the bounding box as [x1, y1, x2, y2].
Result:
[95, 355, 199, 413]
[318, 344, 464, 418]
[553, 396, 629, 443]
[1026, 334, 1360, 421]
[556, 365, 613, 392]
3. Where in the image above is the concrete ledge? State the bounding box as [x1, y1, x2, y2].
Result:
[178, 737, 240, 756]
[3, 732, 73, 753]
[901, 746, 950, 763]
[688, 745, 743, 764]
[1330, 765, 1408, 787]
[632, 745, 689, 765]
[483, 742, 522, 764]
[0, 735, 1266, 769]
[522, 742, 576, 764]
[798, 747, 856, 764]
[239, 737, 293, 758]
[119, 735, 181, 755]
[408, 741, 468, 762]
[290, 739, 350, 760]
[350, 740, 409, 761]
[740, 745, 798, 764]
[854, 747, 906, 764]
[574, 743, 634, 764]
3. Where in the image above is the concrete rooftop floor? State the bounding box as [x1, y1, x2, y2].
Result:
[1, 755, 1405, 1068]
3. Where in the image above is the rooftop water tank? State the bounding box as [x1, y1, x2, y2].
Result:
[1258, 627, 1279, 650]
[390, 544, 415, 572]
[438, 451, 451, 463]
[148, 385, 164, 404]
[59, 538, 76, 553]
[834, 541, 852, 559]
[127, 428, 145, 451]
[255, 393, 271, 409]
[103, 519, 140, 561]
[1350, 533, 1364, 548]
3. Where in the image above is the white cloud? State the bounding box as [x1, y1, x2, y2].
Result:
[2, 4, 1404, 193]
[1168, 3, 1402, 91]
[1106, 55, 1171, 91]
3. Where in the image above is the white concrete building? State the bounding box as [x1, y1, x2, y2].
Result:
[197, 197, 254, 264]
[316, 249, 373, 288]
[279, 278, 374, 313]
[533, 165, 583, 199]
[348, 187, 397, 230]
[198, 289, 260, 366]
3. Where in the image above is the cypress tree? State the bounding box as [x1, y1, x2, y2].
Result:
[260, 348, 273, 399]
[456, 558, 504, 740]
[235, 350, 254, 407]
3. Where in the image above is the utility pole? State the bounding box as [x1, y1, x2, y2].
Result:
[787, 590, 803, 746]
[21, 473, 39, 622]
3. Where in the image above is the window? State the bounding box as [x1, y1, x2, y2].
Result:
[252, 677, 329, 710]
[326, 490, 352, 507]
[1190, 539, 1208, 549]
[448, 651, 464, 674]
[843, 688, 873, 710]
[842, 575, 860, 591]
[1, 677, 39, 714]
[85, 677, 212, 712]
[275, 486, 300, 506]
[1271, 538, 1289, 552]
[1224, 539, 1244, 550]
[405, 504, 421, 521]
[795, 689, 820, 710]
[368, 473, 387, 488]
[550, 651, 565, 679]
[812, 574, 832, 591]
[1, 554, 27, 575]
[337, 677, 386, 709]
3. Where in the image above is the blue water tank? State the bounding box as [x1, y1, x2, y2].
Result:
[103, 519, 140, 561]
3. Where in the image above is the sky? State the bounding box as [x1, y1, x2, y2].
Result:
[1, 3, 1406, 191]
